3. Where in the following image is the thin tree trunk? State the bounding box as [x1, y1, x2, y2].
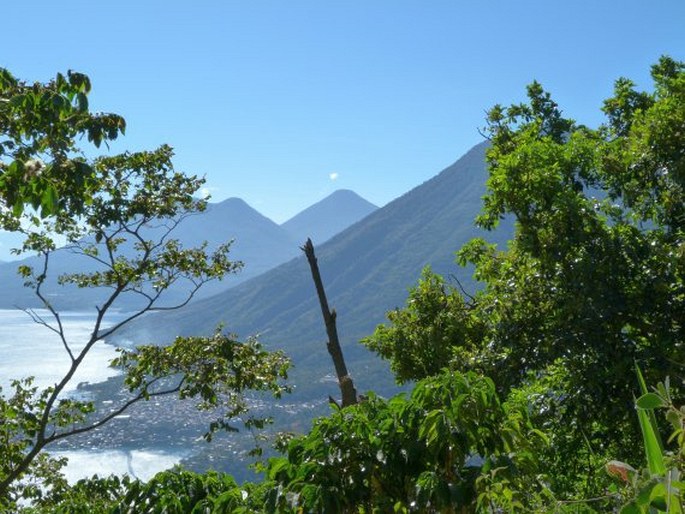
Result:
[301, 238, 357, 407]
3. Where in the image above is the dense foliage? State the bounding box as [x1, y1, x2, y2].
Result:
[27, 371, 547, 513]
[265, 371, 544, 513]
[3, 57, 684, 512]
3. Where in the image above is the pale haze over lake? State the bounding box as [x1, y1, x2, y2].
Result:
[0, 309, 182, 481]
[0, 309, 120, 392]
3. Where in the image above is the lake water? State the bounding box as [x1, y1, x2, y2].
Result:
[0, 309, 121, 393]
[0, 309, 183, 482]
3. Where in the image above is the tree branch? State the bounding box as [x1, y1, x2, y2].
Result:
[301, 238, 357, 408]
[48, 379, 184, 444]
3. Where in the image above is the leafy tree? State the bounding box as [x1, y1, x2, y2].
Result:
[364, 56, 685, 497]
[266, 371, 546, 513]
[362, 267, 485, 384]
[0, 69, 290, 510]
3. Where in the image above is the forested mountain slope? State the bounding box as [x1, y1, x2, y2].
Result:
[117, 142, 512, 398]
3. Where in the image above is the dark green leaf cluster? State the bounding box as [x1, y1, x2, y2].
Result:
[108, 469, 256, 514]
[0, 68, 125, 219]
[265, 371, 545, 512]
[25, 470, 269, 514]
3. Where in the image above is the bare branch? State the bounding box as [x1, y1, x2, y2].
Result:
[31, 251, 74, 362]
[448, 273, 476, 303]
[301, 238, 357, 408]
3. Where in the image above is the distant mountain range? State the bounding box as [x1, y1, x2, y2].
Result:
[115, 142, 513, 400]
[0, 190, 376, 310]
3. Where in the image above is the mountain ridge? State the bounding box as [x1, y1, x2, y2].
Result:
[0, 192, 376, 310]
[281, 189, 378, 245]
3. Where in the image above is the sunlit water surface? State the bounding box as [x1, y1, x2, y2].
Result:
[0, 309, 120, 392]
[0, 309, 182, 482]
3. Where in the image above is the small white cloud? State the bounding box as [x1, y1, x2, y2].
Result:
[200, 187, 216, 199]
[329, 172, 339, 181]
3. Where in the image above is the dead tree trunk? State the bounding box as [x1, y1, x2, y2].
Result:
[301, 238, 357, 408]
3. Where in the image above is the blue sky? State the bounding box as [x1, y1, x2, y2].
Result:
[1, 1, 683, 258]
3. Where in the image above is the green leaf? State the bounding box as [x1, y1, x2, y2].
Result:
[637, 393, 667, 410]
[76, 91, 88, 111]
[40, 185, 58, 217]
[635, 364, 666, 451]
[635, 363, 649, 396]
[637, 404, 666, 475]
[646, 481, 670, 510]
[620, 502, 643, 514]
[636, 478, 661, 506]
